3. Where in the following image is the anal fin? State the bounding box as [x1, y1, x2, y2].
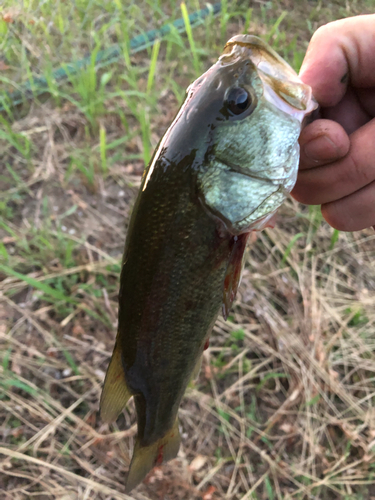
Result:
[222, 232, 250, 320]
[125, 419, 180, 493]
[100, 336, 131, 423]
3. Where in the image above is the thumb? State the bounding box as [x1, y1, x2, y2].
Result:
[299, 15, 375, 106]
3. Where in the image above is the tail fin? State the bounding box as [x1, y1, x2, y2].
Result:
[125, 419, 180, 493]
[100, 338, 131, 423]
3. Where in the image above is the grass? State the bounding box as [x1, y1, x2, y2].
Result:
[1, 0, 375, 499]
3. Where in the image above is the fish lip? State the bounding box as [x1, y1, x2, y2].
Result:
[214, 156, 290, 185]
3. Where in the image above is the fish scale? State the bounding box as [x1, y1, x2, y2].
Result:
[100, 35, 317, 493]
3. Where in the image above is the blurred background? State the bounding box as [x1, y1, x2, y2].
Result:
[1, 1, 375, 499]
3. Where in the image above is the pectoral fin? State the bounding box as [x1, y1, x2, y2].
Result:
[100, 337, 131, 423]
[222, 232, 250, 320]
[125, 419, 181, 493]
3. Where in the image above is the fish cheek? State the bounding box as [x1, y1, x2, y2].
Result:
[198, 165, 281, 234]
[213, 101, 300, 174]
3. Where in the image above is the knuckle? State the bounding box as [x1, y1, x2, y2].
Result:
[312, 18, 345, 41]
[311, 24, 328, 43]
[349, 153, 372, 186]
[322, 202, 350, 231]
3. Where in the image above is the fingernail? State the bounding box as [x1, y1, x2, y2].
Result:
[303, 135, 340, 162]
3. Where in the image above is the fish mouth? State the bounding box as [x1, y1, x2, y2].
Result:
[215, 156, 291, 187]
[221, 35, 318, 119]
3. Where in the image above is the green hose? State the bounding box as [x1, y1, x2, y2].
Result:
[0, 3, 221, 113]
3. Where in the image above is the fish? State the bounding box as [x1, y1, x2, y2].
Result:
[100, 35, 317, 493]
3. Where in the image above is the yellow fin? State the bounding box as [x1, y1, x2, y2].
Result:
[125, 419, 180, 493]
[191, 354, 203, 382]
[100, 338, 131, 423]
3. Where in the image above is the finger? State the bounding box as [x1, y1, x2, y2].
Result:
[321, 87, 371, 135]
[299, 15, 375, 106]
[322, 180, 375, 231]
[356, 87, 375, 117]
[292, 118, 375, 205]
[298, 119, 349, 170]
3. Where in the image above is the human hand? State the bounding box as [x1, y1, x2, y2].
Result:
[291, 15, 375, 231]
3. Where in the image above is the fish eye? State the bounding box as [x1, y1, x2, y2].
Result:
[226, 87, 252, 115]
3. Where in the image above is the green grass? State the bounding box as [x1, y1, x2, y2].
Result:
[1, 1, 375, 499]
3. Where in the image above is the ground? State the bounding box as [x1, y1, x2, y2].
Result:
[1, 1, 375, 499]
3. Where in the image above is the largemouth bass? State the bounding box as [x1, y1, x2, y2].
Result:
[100, 35, 317, 493]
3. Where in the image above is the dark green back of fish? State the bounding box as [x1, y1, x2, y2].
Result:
[119, 151, 233, 446]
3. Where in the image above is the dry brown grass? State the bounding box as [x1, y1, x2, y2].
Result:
[1, 1, 375, 499]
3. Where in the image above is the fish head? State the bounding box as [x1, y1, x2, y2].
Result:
[194, 35, 318, 233]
